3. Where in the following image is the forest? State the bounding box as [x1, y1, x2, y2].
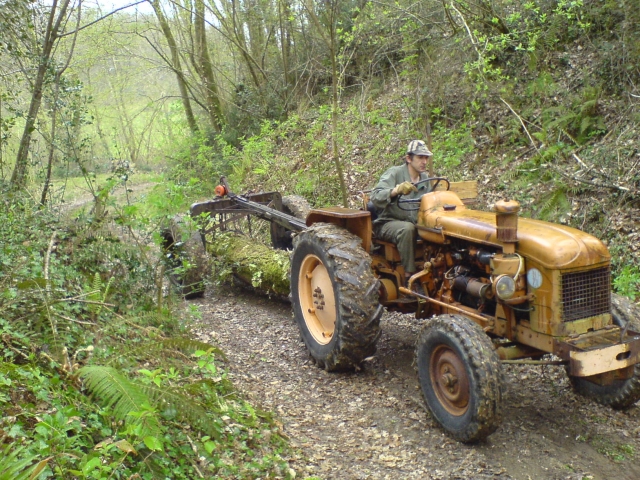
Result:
[1, 0, 639, 478]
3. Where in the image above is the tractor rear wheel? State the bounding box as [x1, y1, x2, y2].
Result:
[567, 293, 640, 409]
[290, 223, 382, 371]
[416, 314, 502, 442]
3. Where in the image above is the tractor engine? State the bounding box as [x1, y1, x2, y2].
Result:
[413, 190, 612, 340]
[422, 243, 528, 322]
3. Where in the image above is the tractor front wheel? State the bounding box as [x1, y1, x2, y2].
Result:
[290, 223, 382, 371]
[567, 293, 640, 409]
[416, 314, 502, 442]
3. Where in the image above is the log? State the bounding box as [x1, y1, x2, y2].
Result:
[161, 217, 210, 299]
[205, 232, 291, 297]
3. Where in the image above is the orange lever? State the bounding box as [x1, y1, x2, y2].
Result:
[215, 185, 228, 197]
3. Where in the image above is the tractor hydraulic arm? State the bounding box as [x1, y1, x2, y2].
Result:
[190, 176, 307, 233]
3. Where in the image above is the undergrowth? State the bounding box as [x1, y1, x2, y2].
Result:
[0, 184, 297, 478]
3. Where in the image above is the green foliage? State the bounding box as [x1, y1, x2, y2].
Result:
[164, 131, 233, 192]
[79, 366, 163, 437]
[585, 434, 636, 462]
[613, 266, 640, 301]
[537, 184, 571, 220]
[541, 87, 606, 145]
[0, 444, 48, 480]
[453, 0, 590, 89]
[432, 122, 474, 173]
[0, 186, 297, 478]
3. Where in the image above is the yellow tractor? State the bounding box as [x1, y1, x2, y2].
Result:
[193, 177, 640, 442]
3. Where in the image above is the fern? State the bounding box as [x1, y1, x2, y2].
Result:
[78, 365, 161, 437]
[568, 184, 583, 195]
[136, 380, 225, 439]
[539, 186, 570, 220]
[501, 168, 519, 182]
[106, 337, 226, 365]
[87, 272, 103, 313]
[79, 365, 224, 439]
[87, 274, 113, 316]
[0, 446, 49, 480]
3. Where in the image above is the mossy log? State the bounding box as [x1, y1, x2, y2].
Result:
[206, 232, 291, 297]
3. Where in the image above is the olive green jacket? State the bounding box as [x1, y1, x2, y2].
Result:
[370, 164, 431, 225]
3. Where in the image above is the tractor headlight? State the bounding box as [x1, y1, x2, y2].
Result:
[494, 275, 516, 300]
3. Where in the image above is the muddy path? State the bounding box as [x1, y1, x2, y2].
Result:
[191, 286, 640, 479]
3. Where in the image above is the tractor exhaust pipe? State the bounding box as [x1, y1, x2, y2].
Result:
[494, 199, 520, 255]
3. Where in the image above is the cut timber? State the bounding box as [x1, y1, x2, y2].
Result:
[206, 232, 290, 297]
[435, 180, 478, 204]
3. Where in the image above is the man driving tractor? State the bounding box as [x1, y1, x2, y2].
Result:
[370, 140, 433, 285]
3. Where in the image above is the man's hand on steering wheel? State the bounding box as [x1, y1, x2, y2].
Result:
[395, 177, 451, 210]
[392, 181, 418, 197]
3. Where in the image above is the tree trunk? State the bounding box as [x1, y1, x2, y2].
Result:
[278, 0, 292, 92]
[149, 0, 200, 135]
[304, 0, 348, 207]
[11, 0, 72, 189]
[245, 0, 266, 67]
[194, 0, 224, 132]
[40, 74, 61, 206]
[107, 59, 139, 166]
[41, 2, 81, 205]
[0, 93, 4, 178]
[330, 20, 348, 208]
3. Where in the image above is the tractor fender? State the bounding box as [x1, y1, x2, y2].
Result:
[306, 207, 372, 253]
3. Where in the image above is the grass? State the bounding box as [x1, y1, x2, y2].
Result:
[587, 435, 636, 461]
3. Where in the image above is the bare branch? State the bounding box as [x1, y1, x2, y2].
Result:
[500, 97, 540, 155]
[57, 1, 148, 38]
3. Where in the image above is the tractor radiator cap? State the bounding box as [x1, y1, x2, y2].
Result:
[494, 199, 520, 213]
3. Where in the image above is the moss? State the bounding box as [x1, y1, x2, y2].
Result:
[206, 232, 290, 296]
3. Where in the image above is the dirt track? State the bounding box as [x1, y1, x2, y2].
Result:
[190, 286, 640, 480]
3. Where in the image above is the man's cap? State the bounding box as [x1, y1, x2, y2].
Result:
[407, 140, 433, 156]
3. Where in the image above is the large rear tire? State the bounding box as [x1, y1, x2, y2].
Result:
[567, 293, 640, 409]
[416, 314, 502, 442]
[290, 223, 382, 371]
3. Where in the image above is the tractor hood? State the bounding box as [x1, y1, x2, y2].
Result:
[420, 203, 610, 270]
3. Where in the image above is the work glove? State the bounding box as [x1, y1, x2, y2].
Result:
[394, 181, 418, 196]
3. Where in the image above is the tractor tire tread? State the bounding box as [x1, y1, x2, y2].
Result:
[291, 223, 382, 371]
[416, 314, 502, 442]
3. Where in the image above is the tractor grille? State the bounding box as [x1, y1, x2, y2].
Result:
[561, 267, 611, 322]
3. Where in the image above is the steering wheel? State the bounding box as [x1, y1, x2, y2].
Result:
[397, 177, 450, 210]
[415, 176, 450, 192]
